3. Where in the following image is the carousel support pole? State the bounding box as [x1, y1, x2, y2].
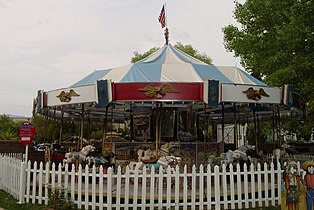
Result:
[203, 103, 208, 164]
[79, 104, 85, 150]
[221, 103, 225, 153]
[155, 113, 159, 159]
[233, 103, 238, 148]
[277, 104, 282, 146]
[53, 107, 56, 144]
[130, 107, 134, 142]
[272, 105, 276, 150]
[44, 109, 48, 142]
[87, 113, 91, 142]
[59, 108, 64, 144]
[110, 103, 114, 153]
[253, 109, 258, 153]
[257, 114, 260, 153]
[102, 106, 109, 155]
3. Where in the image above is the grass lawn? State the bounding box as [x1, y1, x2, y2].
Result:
[0, 190, 46, 210]
[0, 189, 280, 210]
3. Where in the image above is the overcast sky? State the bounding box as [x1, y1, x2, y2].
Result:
[0, 0, 245, 117]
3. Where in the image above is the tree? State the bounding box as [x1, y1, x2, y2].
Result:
[223, 0, 314, 108]
[0, 115, 20, 140]
[131, 42, 212, 64]
[223, 0, 314, 140]
[131, 47, 159, 63]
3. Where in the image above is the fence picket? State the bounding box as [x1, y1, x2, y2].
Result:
[236, 164, 242, 209]
[133, 166, 139, 209]
[84, 165, 89, 210]
[214, 165, 220, 210]
[158, 166, 164, 210]
[32, 161, 37, 204]
[257, 163, 262, 207]
[149, 166, 155, 210]
[141, 166, 148, 210]
[244, 164, 249, 208]
[99, 166, 104, 210]
[264, 162, 269, 207]
[250, 163, 256, 208]
[38, 162, 43, 204]
[70, 164, 75, 203]
[77, 164, 82, 209]
[107, 167, 113, 209]
[222, 164, 228, 210]
[44, 162, 50, 205]
[199, 164, 204, 210]
[191, 165, 197, 210]
[124, 166, 130, 209]
[270, 162, 275, 206]
[116, 166, 122, 210]
[229, 164, 235, 209]
[183, 165, 188, 210]
[174, 165, 180, 210]
[277, 162, 282, 205]
[26, 161, 31, 203]
[91, 165, 96, 210]
[206, 165, 212, 209]
[166, 166, 172, 210]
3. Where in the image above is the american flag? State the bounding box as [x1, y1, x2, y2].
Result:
[158, 5, 166, 28]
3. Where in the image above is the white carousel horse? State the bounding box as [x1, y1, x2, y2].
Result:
[128, 142, 181, 174]
[63, 145, 96, 167]
[128, 155, 181, 174]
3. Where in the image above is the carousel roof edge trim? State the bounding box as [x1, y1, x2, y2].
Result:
[33, 82, 306, 122]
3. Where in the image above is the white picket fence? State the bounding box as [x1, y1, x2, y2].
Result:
[0, 154, 283, 210]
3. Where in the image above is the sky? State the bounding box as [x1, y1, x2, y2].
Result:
[0, 0, 245, 117]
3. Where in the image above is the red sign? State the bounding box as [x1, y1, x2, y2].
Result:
[113, 82, 203, 101]
[20, 123, 35, 145]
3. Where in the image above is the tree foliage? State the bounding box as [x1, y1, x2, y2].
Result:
[0, 115, 20, 140]
[131, 47, 160, 63]
[223, 0, 314, 108]
[223, 0, 314, 141]
[131, 42, 212, 64]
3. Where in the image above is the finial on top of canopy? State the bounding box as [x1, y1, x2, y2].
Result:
[164, 28, 169, 45]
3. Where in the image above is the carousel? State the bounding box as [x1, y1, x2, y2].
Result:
[34, 36, 306, 171]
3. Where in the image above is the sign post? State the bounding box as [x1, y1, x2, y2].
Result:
[20, 122, 35, 162]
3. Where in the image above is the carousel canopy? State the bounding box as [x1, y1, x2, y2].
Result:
[71, 44, 266, 87]
[35, 44, 304, 122]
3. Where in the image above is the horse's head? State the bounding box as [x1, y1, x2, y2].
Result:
[81, 145, 95, 156]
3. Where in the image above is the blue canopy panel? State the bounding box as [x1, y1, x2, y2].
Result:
[193, 64, 233, 83]
[170, 45, 206, 64]
[239, 69, 267, 86]
[137, 47, 167, 64]
[120, 63, 162, 82]
[70, 69, 111, 87]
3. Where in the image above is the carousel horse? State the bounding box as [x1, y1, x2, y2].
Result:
[207, 144, 257, 169]
[128, 141, 181, 173]
[159, 141, 180, 157]
[128, 155, 181, 174]
[63, 145, 96, 167]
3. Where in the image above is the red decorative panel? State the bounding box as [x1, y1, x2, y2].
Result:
[113, 82, 203, 101]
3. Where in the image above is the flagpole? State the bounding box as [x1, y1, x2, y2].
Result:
[164, 3, 167, 28]
[164, 3, 169, 45]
